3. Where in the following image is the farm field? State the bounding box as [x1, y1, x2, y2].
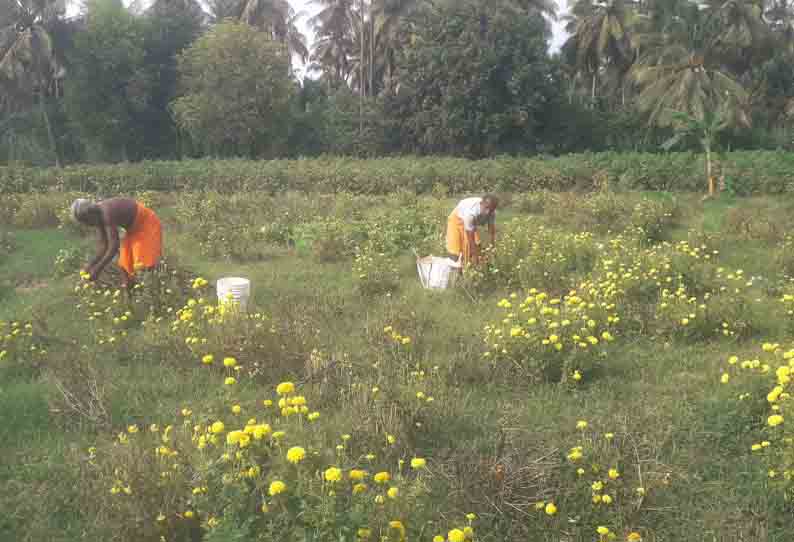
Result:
[2, 188, 794, 542]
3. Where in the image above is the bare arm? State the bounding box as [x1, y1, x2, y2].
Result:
[466, 230, 479, 265]
[89, 225, 120, 281]
[86, 226, 108, 272]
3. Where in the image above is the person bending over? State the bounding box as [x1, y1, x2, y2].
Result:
[71, 197, 162, 288]
[445, 194, 498, 266]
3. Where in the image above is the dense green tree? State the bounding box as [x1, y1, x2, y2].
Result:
[386, 0, 558, 156]
[171, 20, 295, 158]
[140, 0, 205, 158]
[64, 0, 153, 161]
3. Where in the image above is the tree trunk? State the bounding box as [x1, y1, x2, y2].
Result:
[369, 14, 375, 98]
[39, 93, 61, 168]
[359, 0, 366, 138]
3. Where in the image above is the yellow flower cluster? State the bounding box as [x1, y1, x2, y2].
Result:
[721, 343, 794, 490]
[384, 325, 412, 346]
[484, 289, 617, 382]
[87, 373, 471, 542]
[534, 421, 656, 541]
[0, 320, 45, 366]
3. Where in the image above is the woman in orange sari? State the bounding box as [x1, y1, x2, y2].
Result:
[71, 197, 162, 288]
[445, 194, 498, 266]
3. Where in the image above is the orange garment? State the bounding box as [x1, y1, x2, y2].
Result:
[118, 202, 162, 278]
[445, 210, 480, 265]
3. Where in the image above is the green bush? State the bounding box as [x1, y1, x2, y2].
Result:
[4, 151, 794, 196]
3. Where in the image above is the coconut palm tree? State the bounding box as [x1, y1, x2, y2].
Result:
[205, 0, 308, 66]
[705, 0, 771, 74]
[564, 0, 635, 104]
[632, 1, 749, 125]
[0, 0, 67, 166]
[309, 0, 356, 85]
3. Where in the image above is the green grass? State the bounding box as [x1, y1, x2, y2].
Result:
[2, 190, 794, 542]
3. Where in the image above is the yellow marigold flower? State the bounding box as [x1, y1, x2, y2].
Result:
[635, 487, 645, 496]
[463, 526, 474, 539]
[567, 446, 583, 461]
[357, 528, 371, 539]
[592, 480, 604, 491]
[202, 354, 214, 365]
[325, 467, 343, 482]
[374, 471, 391, 484]
[260, 503, 269, 513]
[387, 487, 399, 499]
[374, 495, 385, 504]
[350, 469, 368, 481]
[768, 386, 784, 403]
[627, 533, 642, 541]
[576, 420, 588, 430]
[223, 357, 237, 367]
[231, 405, 242, 415]
[410, 457, 426, 469]
[466, 513, 476, 521]
[597, 526, 610, 536]
[433, 537, 445, 542]
[276, 382, 295, 395]
[263, 399, 273, 407]
[768, 414, 784, 427]
[352, 483, 368, 494]
[207, 516, 220, 528]
[286, 446, 306, 464]
[224, 377, 236, 386]
[448, 529, 466, 542]
[308, 411, 320, 421]
[608, 468, 620, 480]
[227, 430, 243, 446]
[572, 370, 582, 381]
[544, 502, 557, 515]
[720, 373, 730, 384]
[127, 425, 139, 434]
[604, 432, 614, 440]
[534, 501, 545, 510]
[268, 480, 287, 496]
[253, 424, 271, 440]
[602, 494, 613, 505]
[184, 511, 194, 519]
[577, 468, 585, 475]
[210, 421, 225, 434]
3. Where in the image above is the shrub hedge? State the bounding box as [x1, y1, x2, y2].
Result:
[2, 151, 794, 195]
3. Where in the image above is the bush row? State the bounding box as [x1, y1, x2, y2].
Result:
[3, 151, 794, 195]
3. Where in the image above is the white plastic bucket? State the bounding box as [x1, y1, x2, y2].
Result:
[416, 255, 462, 290]
[217, 277, 251, 312]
